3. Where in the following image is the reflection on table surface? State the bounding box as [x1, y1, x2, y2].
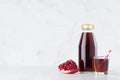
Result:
[0, 66, 120, 80]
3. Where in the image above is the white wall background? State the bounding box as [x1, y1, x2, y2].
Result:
[0, 0, 119, 68]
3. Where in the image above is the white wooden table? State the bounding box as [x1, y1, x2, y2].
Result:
[0, 66, 120, 80]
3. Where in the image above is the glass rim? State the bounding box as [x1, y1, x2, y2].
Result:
[94, 56, 109, 59]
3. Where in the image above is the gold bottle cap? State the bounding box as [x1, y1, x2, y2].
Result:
[81, 24, 94, 30]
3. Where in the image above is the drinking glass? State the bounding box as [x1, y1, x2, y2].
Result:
[94, 56, 109, 74]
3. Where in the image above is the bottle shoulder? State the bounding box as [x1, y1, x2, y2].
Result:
[79, 32, 97, 45]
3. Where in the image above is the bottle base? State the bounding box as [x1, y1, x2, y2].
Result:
[79, 71, 95, 74]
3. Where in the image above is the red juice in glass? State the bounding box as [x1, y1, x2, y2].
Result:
[94, 56, 109, 74]
[78, 24, 97, 71]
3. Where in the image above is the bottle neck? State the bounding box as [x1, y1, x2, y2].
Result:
[82, 28, 94, 33]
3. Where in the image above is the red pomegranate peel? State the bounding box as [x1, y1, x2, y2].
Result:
[58, 60, 79, 74]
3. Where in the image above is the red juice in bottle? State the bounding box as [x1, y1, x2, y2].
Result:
[78, 24, 97, 71]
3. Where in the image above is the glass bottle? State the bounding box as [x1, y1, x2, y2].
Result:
[78, 24, 97, 71]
